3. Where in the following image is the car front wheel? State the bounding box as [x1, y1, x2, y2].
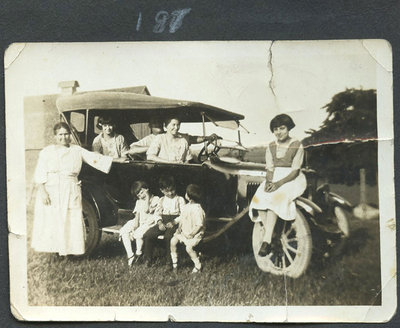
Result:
[82, 197, 102, 255]
[252, 210, 312, 278]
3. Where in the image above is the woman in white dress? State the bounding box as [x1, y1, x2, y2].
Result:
[31, 122, 126, 256]
[249, 114, 307, 257]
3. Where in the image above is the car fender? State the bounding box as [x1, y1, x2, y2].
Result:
[295, 197, 323, 216]
[328, 192, 353, 210]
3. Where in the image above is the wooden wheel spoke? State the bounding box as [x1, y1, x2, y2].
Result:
[284, 225, 294, 237]
[285, 243, 299, 254]
[282, 255, 287, 269]
[282, 243, 294, 264]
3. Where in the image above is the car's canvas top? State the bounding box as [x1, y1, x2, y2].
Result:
[56, 91, 244, 122]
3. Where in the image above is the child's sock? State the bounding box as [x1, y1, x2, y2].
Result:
[170, 252, 178, 268]
[136, 239, 144, 255]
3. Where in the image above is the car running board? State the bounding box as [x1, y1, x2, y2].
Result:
[101, 225, 166, 239]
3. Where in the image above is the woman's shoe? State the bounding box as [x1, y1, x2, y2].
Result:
[258, 242, 272, 257]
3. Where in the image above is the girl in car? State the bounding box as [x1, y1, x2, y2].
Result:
[249, 114, 307, 257]
[92, 115, 129, 158]
[146, 117, 192, 163]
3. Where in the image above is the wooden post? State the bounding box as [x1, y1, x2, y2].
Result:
[360, 168, 366, 204]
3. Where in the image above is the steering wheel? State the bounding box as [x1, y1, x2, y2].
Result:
[197, 139, 221, 162]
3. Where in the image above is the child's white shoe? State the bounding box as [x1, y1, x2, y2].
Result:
[128, 255, 135, 267]
[192, 264, 202, 273]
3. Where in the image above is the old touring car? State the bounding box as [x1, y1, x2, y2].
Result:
[27, 82, 352, 278]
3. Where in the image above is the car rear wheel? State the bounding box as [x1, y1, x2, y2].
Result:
[82, 197, 102, 255]
[252, 210, 312, 278]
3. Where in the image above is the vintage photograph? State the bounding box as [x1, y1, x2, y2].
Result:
[6, 41, 395, 322]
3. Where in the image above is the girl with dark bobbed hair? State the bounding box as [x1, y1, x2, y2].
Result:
[249, 113, 306, 257]
[269, 113, 295, 132]
[92, 115, 129, 158]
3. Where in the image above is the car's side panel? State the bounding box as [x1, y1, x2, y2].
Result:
[80, 161, 239, 227]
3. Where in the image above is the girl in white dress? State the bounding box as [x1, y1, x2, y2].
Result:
[249, 114, 307, 256]
[32, 122, 125, 256]
[119, 181, 159, 266]
[170, 184, 205, 273]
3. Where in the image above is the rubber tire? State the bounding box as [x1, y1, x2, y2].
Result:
[334, 206, 350, 238]
[82, 197, 102, 255]
[252, 210, 312, 278]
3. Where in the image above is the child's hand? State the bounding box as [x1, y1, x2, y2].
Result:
[158, 222, 166, 231]
[165, 222, 174, 229]
[264, 182, 273, 192]
[265, 182, 278, 192]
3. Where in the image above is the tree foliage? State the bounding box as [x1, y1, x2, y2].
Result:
[302, 89, 377, 185]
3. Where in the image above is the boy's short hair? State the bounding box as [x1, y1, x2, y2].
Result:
[186, 184, 202, 203]
[159, 176, 176, 191]
[131, 180, 149, 197]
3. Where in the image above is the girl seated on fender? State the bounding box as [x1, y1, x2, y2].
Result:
[249, 114, 307, 257]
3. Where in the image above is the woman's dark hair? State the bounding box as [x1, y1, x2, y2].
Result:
[53, 122, 71, 135]
[269, 114, 295, 132]
[186, 184, 202, 203]
[164, 117, 181, 127]
[97, 116, 115, 129]
[130, 180, 149, 197]
[159, 175, 176, 191]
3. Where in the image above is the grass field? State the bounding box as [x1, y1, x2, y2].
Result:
[27, 207, 381, 306]
[25, 149, 381, 306]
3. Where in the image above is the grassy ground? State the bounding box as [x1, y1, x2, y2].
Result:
[25, 150, 381, 306]
[27, 205, 381, 306]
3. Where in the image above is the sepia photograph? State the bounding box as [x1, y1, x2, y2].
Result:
[5, 40, 396, 322]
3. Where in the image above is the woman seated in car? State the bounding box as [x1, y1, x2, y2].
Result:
[92, 115, 129, 158]
[126, 117, 219, 159]
[146, 117, 192, 163]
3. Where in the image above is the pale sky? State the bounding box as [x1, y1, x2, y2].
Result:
[5, 40, 381, 147]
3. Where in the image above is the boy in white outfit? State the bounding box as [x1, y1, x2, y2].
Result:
[170, 184, 205, 273]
